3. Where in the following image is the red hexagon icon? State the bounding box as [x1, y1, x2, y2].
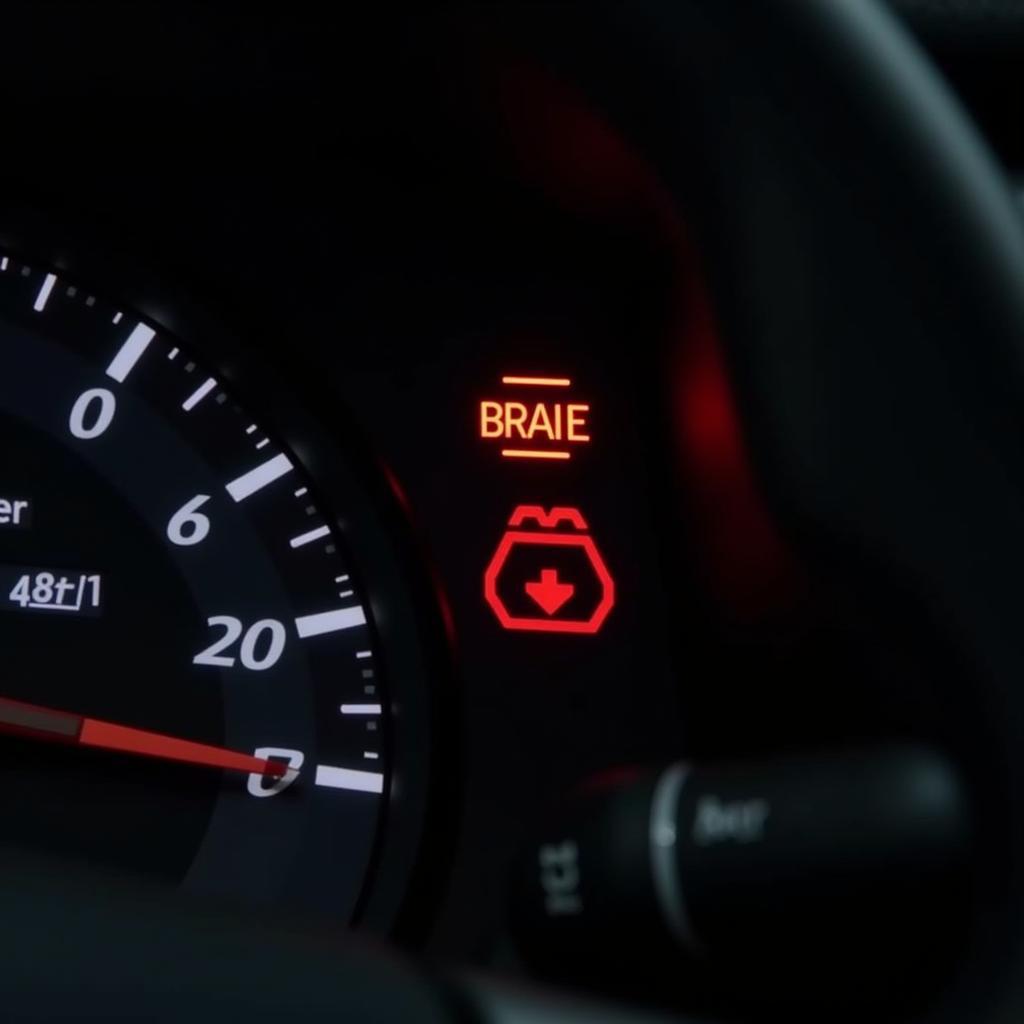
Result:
[484, 506, 615, 635]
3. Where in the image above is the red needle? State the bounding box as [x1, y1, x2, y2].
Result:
[0, 695, 289, 779]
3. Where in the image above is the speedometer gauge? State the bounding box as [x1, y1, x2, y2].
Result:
[0, 251, 394, 918]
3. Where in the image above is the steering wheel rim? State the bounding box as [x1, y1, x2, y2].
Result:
[592, 1, 1024, 1019]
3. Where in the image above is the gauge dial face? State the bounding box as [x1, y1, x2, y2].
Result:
[0, 254, 388, 918]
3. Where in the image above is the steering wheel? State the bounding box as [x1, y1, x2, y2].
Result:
[4, 1, 1023, 1021]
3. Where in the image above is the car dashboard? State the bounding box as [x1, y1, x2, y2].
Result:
[4, 4, 1024, 1023]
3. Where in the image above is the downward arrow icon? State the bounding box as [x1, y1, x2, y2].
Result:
[525, 568, 575, 616]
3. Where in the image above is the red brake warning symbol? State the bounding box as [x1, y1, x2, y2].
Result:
[484, 506, 615, 635]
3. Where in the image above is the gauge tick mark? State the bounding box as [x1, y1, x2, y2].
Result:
[225, 453, 293, 502]
[33, 274, 57, 312]
[294, 606, 367, 638]
[182, 377, 217, 412]
[107, 324, 155, 383]
[314, 764, 383, 794]
[341, 704, 382, 716]
[289, 525, 330, 549]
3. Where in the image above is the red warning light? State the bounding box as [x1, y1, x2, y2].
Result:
[484, 506, 615, 635]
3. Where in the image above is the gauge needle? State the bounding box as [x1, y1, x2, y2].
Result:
[0, 695, 290, 779]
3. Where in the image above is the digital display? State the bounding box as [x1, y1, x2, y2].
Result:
[3, 566, 102, 617]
